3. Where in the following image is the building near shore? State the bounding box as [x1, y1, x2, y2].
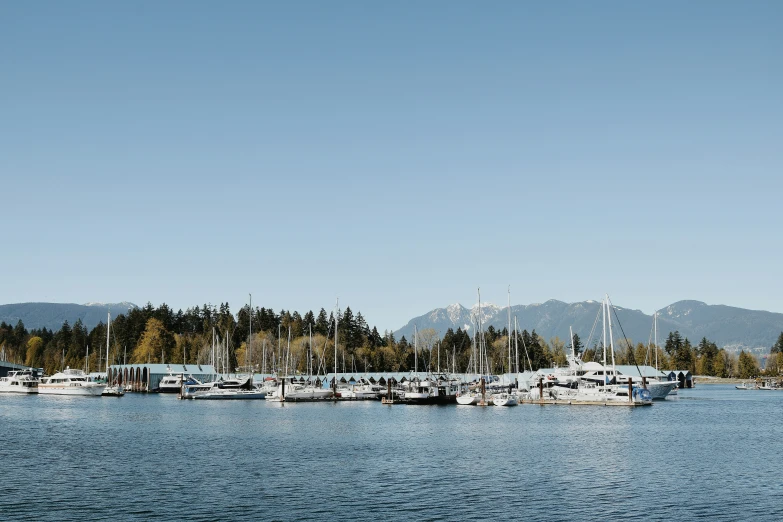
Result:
[663, 369, 693, 388]
[109, 364, 217, 392]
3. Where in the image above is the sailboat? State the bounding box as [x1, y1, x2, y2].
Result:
[456, 289, 489, 406]
[554, 295, 652, 405]
[189, 294, 266, 400]
[639, 312, 679, 399]
[102, 312, 124, 397]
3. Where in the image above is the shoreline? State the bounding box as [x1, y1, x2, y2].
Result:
[694, 377, 765, 385]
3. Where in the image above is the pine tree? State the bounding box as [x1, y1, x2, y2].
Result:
[771, 332, 783, 354]
[315, 309, 329, 336]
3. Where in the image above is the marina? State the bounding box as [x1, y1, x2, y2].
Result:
[1, 383, 781, 521]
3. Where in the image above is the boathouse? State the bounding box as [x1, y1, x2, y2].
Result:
[108, 364, 217, 392]
[0, 361, 43, 378]
[663, 370, 693, 388]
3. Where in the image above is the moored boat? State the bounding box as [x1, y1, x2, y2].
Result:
[490, 392, 517, 406]
[0, 369, 39, 394]
[39, 368, 106, 396]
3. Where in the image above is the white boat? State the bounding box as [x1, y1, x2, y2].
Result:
[0, 369, 39, 394]
[192, 388, 267, 400]
[39, 368, 106, 396]
[157, 373, 186, 393]
[551, 296, 652, 405]
[266, 380, 333, 401]
[102, 384, 125, 397]
[456, 388, 480, 405]
[643, 379, 679, 399]
[735, 382, 752, 390]
[183, 375, 264, 399]
[338, 382, 378, 399]
[491, 392, 517, 406]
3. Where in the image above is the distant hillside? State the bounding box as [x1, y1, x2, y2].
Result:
[0, 302, 137, 331]
[394, 300, 783, 354]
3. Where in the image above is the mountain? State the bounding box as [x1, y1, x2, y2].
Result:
[394, 299, 783, 354]
[0, 302, 138, 331]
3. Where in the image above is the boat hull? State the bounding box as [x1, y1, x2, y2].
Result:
[456, 394, 479, 405]
[647, 381, 678, 400]
[192, 390, 267, 400]
[38, 385, 105, 396]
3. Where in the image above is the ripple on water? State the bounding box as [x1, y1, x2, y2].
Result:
[1, 386, 782, 521]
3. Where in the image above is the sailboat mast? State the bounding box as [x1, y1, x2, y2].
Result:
[106, 311, 111, 375]
[654, 311, 658, 371]
[285, 327, 291, 376]
[249, 293, 252, 374]
[607, 295, 616, 378]
[569, 326, 575, 359]
[507, 286, 512, 374]
[514, 317, 519, 373]
[602, 297, 607, 375]
[309, 323, 313, 377]
[414, 325, 418, 375]
[478, 288, 484, 377]
[335, 298, 339, 378]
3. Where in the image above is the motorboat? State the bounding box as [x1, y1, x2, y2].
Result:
[491, 392, 517, 406]
[191, 388, 266, 400]
[101, 384, 125, 397]
[266, 380, 334, 401]
[735, 382, 753, 390]
[398, 377, 458, 405]
[38, 368, 106, 396]
[156, 373, 185, 393]
[548, 381, 652, 404]
[0, 369, 39, 394]
[337, 382, 378, 400]
[183, 376, 264, 399]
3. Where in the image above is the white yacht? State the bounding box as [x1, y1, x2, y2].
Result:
[266, 379, 334, 401]
[0, 369, 39, 394]
[157, 373, 185, 393]
[491, 392, 517, 406]
[38, 368, 106, 396]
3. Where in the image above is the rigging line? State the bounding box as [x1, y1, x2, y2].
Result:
[583, 302, 602, 356]
[607, 297, 644, 378]
[517, 319, 533, 372]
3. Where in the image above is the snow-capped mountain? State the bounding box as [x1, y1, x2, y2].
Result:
[394, 299, 783, 352]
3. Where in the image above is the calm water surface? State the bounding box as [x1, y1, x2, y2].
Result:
[1, 385, 781, 521]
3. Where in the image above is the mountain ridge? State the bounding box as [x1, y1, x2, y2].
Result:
[394, 299, 782, 354]
[0, 302, 138, 331]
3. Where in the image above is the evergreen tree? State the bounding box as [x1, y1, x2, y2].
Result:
[568, 333, 583, 355]
[738, 350, 759, 379]
[315, 308, 329, 336]
[665, 331, 683, 355]
[771, 332, 783, 354]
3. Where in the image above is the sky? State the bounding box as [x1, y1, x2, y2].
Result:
[2, 1, 781, 331]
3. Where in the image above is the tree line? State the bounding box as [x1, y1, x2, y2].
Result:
[1, 303, 780, 380]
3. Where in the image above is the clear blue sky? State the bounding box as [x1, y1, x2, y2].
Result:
[2, 1, 781, 331]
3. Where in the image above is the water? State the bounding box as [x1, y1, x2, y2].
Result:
[1, 386, 781, 521]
